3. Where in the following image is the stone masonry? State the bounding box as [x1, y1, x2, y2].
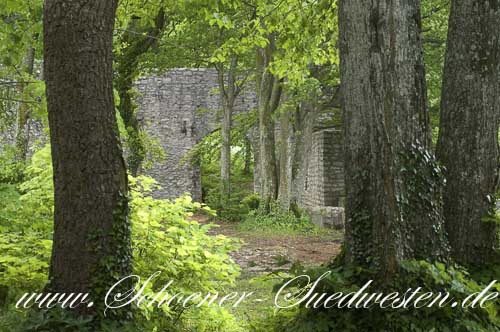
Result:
[136, 68, 346, 227]
[302, 129, 345, 229]
[135, 68, 256, 201]
[302, 129, 345, 208]
[0, 68, 345, 227]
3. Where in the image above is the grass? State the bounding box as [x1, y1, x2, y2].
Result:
[226, 271, 286, 331]
[239, 207, 330, 236]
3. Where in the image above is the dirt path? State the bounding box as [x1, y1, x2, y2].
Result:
[193, 215, 343, 273]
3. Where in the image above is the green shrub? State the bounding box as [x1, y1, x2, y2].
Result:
[201, 157, 254, 222]
[242, 193, 260, 211]
[0, 146, 54, 306]
[259, 260, 500, 332]
[240, 203, 319, 235]
[0, 145, 243, 332]
[0, 145, 25, 184]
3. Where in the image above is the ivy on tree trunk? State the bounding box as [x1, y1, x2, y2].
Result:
[338, 0, 449, 279]
[115, 9, 166, 176]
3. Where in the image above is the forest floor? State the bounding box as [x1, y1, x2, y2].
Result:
[194, 214, 343, 273]
[193, 214, 344, 329]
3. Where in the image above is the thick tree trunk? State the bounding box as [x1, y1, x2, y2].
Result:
[44, 0, 132, 317]
[257, 37, 281, 211]
[116, 9, 166, 176]
[339, 0, 448, 277]
[436, 0, 500, 265]
[218, 57, 237, 208]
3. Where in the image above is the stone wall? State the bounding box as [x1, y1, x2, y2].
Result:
[0, 117, 46, 158]
[135, 69, 345, 227]
[302, 128, 345, 208]
[1, 68, 347, 228]
[136, 68, 256, 201]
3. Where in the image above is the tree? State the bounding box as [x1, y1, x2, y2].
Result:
[217, 56, 238, 208]
[14, 45, 36, 161]
[115, 7, 167, 176]
[436, 0, 500, 265]
[256, 35, 281, 211]
[0, 0, 44, 162]
[338, 0, 449, 278]
[43, 0, 132, 316]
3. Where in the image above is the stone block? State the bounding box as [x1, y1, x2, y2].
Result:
[309, 206, 345, 229]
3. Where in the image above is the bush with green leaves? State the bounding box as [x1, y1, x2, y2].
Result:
[257, 260, 500, 332]
[0, 145, 26, 184]
[0, 146, 54, 306]
[200, 144, 254, 222]
[0, 145, 243, 332]
[128, 175, 242, 331]
[240, 203, 319, 235]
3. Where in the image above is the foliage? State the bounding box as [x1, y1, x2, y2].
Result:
[399, 141, 450, 260]
[242, 193, 261, 211]
[422, 0, 450, 145]
[0, 0, 46, 124]
[201, 149, 255, 221]
[241, 203, 320, 235]
[0, 145, 25, 183]
[259, 261, 500, 332]
[0, 146, 53, 306]
[187, 111, 257, 221]
[130, 175, 240, 296]
[0, 145, 243, 332]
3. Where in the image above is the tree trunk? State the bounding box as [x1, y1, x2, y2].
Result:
[218, 57, 237, 209]
[257, 36, 281, 212]
[278, 105, 292, 211]
[249, 128, 261, 193]
[44, 0, 132, 317]
[436, 0, 500, 265]
[243, 136, 252, 175]
[14, 45, 35, 161]
[116, 9, 166, 176]
[339, 0, 449, 278]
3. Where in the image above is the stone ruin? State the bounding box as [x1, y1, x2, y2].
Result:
[136, 68, 345, 228]
[135, 69, 257, 202]
[0, 68, 345, 228]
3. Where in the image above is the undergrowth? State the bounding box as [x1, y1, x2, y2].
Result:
[252, 260, 500, 332]
[240, 203, 323, 236]
[0, 145, 242, 332]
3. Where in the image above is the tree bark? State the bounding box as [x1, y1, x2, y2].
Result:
[257, 36, 281, 212]
[436, 0, 500, 265]
[116, 9, 166, 176]
[44, 0, 132, 317]
[339, 0, 448, 278]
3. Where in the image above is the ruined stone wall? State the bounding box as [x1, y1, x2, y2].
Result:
[135, 68, 345, 231]
[302, 128, 345, 208]
[136, 68, 256, 201]
[0, 117, 46, 158]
